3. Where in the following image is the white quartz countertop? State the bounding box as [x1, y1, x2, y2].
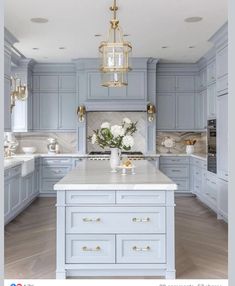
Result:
[4, 158, 24, 170]
[54, 160, 178, 191]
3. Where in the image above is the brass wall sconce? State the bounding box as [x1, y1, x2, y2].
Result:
[147, 103, 156, 122]
[10, 76, 28, 112]
[77, 105, 86, 122]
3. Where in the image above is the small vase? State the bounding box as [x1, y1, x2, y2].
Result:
[186, 145, 194, 154]
[110, 148, 120, 172]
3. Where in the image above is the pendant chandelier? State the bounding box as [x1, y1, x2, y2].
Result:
[99, 0, 132, 88]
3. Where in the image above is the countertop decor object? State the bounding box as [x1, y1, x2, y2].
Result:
[99, 0, 132, 87]
[161, 137, 175, 154]
[54, 160, 177, 279]
[47, 138, 59, 154]
[184, 139, 197, 154]
[88, 118, 137, 171]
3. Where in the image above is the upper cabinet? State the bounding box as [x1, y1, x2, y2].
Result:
[216, 45, 228, 96]
[195, 90, 207, 130]
[176, 76, 195, 92]
[207, 83, 217, 119]
[156, 93, 176, 130]
[156, 75, 195, 93]
[198, 68, 207, 91]
[156, 76, 175, 92]
[176, 93, 195, 130]
[207, 60, 216, 85]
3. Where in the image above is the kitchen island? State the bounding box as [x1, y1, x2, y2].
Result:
[54, 160, 177, 279]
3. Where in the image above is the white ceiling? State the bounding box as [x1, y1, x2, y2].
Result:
[5, 0, 227, 63]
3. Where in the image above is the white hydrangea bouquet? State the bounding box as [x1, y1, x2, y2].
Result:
[88, 118, 138, 172]
[88, 117, 137, 151]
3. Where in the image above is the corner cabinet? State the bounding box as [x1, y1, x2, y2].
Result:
[32, 68, 77, 131]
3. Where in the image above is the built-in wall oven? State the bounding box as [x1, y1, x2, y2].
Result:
[207, 119, 216, 173]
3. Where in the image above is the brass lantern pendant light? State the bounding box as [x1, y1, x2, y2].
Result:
[99, 0, 132, 88]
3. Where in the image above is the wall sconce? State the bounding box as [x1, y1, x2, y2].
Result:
[77, 105, 86, 122]
[147, 103, 156, 122]
[10, 76, 28, 113]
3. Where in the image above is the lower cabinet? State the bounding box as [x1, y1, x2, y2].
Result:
[217, 178, 228, 221]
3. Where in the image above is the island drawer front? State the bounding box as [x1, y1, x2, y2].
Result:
[116, 191, 165, 204]
[160, 165, 189, 178]
[172, 179, 189, 191]
[42, 166, 71, 178]
[160, 156, 189, 165]
[66, 234, 115, 264]
[116, 234, 166, 264]
[66, 207, 165, 234]
[42, 157, 72, 166]
[66, 191, 115, 204]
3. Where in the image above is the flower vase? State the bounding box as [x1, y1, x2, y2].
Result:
[186, 145, 194, 154]
[110, 148, 120, 172]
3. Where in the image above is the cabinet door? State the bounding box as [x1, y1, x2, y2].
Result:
[218, 179, 228, 220]
[4, 181, 11, 218]
[59, 93, 77, 130]
[217, 94, 228, 180]
[156, 93, 176, 130]
[127, 71, 146, 99]
[156, 76, 175, 92]
[88, 72, 109, 99]
[176, 76, 195, 92]
[21, 176, 29, 205]
[4, 77, 11, 131]
[40, 75, 58, 92]
[207, 60, 216, 84]
[195, 90, 207, 130]
[207, 83, 216, 118]
[59, 75, 76, 92]
[217, 45, 228, 79]
[10, 176, 21, 213]
[39, 93, 59, 130]
[198, 69, 207, 90]
[28, 174, 34, 198]
[176, 93, 195, 130]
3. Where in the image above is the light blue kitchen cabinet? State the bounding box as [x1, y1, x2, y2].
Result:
[39, 75, 59, 92]
[176, 93, 195, 130]
[156, 75, 175, 92]
[156, 93, 176, 130]
[216, 45, 228, 79]
[39, 93, 59, 130]
[207, 60, 216, 85]
[217, 178, 228, 221]
[59, 93, 77, 130]
[87, 72, 109, 99]
[127, 71, 146, 99]
[198, 68, 207, 91]
[4, 77, 11, 131]
[21, 172, 34, 204]
[59, 75, 76, 92]
[4, 181, 11, 219]
[195, 90, 207, 130]
[109, 85, 127, 98]
[207, 83, 216, 118]
[10, 175, 21, 213]
[176, 76, 195, 92]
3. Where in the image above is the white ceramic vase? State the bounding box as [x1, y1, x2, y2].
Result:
[110, 148, 120, 172]
[186, 145, 194, 154]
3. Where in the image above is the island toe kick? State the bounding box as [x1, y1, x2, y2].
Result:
[56, 189, 176, 279]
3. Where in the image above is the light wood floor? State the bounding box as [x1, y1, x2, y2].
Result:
[4, 196, 228, 279]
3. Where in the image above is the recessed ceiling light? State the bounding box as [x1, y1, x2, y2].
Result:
[30, 17, 49, 23]
[123, 34, 131, 37]
[189, 46, 195, 49]
[32, 47, 39, 50]
[161, 46, 168, 49]
[59, 47, 66, 50]
[184, 16, 203, 23]
[94, 34, 102, 37]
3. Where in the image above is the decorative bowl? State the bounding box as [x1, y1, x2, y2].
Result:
[22, 147, 37, 154]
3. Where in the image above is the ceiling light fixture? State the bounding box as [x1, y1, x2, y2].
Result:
[59, 47, 66, 50]
[161, 46, 168, 49]
[30, 17, 49, 23]
[32, 47, 39, 50]
[94, 34, 102, 37]
[99, 0, 132, 88]
[189, 46, 195, 49]
[184, 16, 203, 23]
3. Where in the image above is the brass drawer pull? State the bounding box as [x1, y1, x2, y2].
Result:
[83, 217, 101, 222]
[171, 169, 181, 172]
[132, 217, 150, 223]
[133, 246, 151, 252]
[82, 246, 101, 252]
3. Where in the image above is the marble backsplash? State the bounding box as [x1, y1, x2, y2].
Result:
[87, 112, 146, 153]
[14, 132, 77, 154]
[156, 132, 207, 154]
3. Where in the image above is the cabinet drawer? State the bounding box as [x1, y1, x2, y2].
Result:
[66, 207, 165, 234]
[160, 165, 189, 178]
[172, 179, 189, 191]
[192, 158, 205, 169]
[193, 166, 202, 178]
[160, 156, 189, 165]
[42, 157, 72, 166]
[66, 234, 115, 264]
[42, 166, 71, 178]
[66, 191, 115, 204]
[116, 234, 166, 264]
[116, 191, 165, 204]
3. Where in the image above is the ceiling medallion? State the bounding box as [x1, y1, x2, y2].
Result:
[99, 0, 132, 88]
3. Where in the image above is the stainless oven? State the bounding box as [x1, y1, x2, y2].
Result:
[207, 119, 216, 173]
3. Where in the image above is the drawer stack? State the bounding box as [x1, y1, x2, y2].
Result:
[56, 189, 175, 279]
[160, 156, 190, 193]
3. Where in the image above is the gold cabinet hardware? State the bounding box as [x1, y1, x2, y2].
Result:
[132, 246, 151, 252]
[82, 217, 101, 222]
[82, 246, 101, 252]
[132, 217, 150, 223]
